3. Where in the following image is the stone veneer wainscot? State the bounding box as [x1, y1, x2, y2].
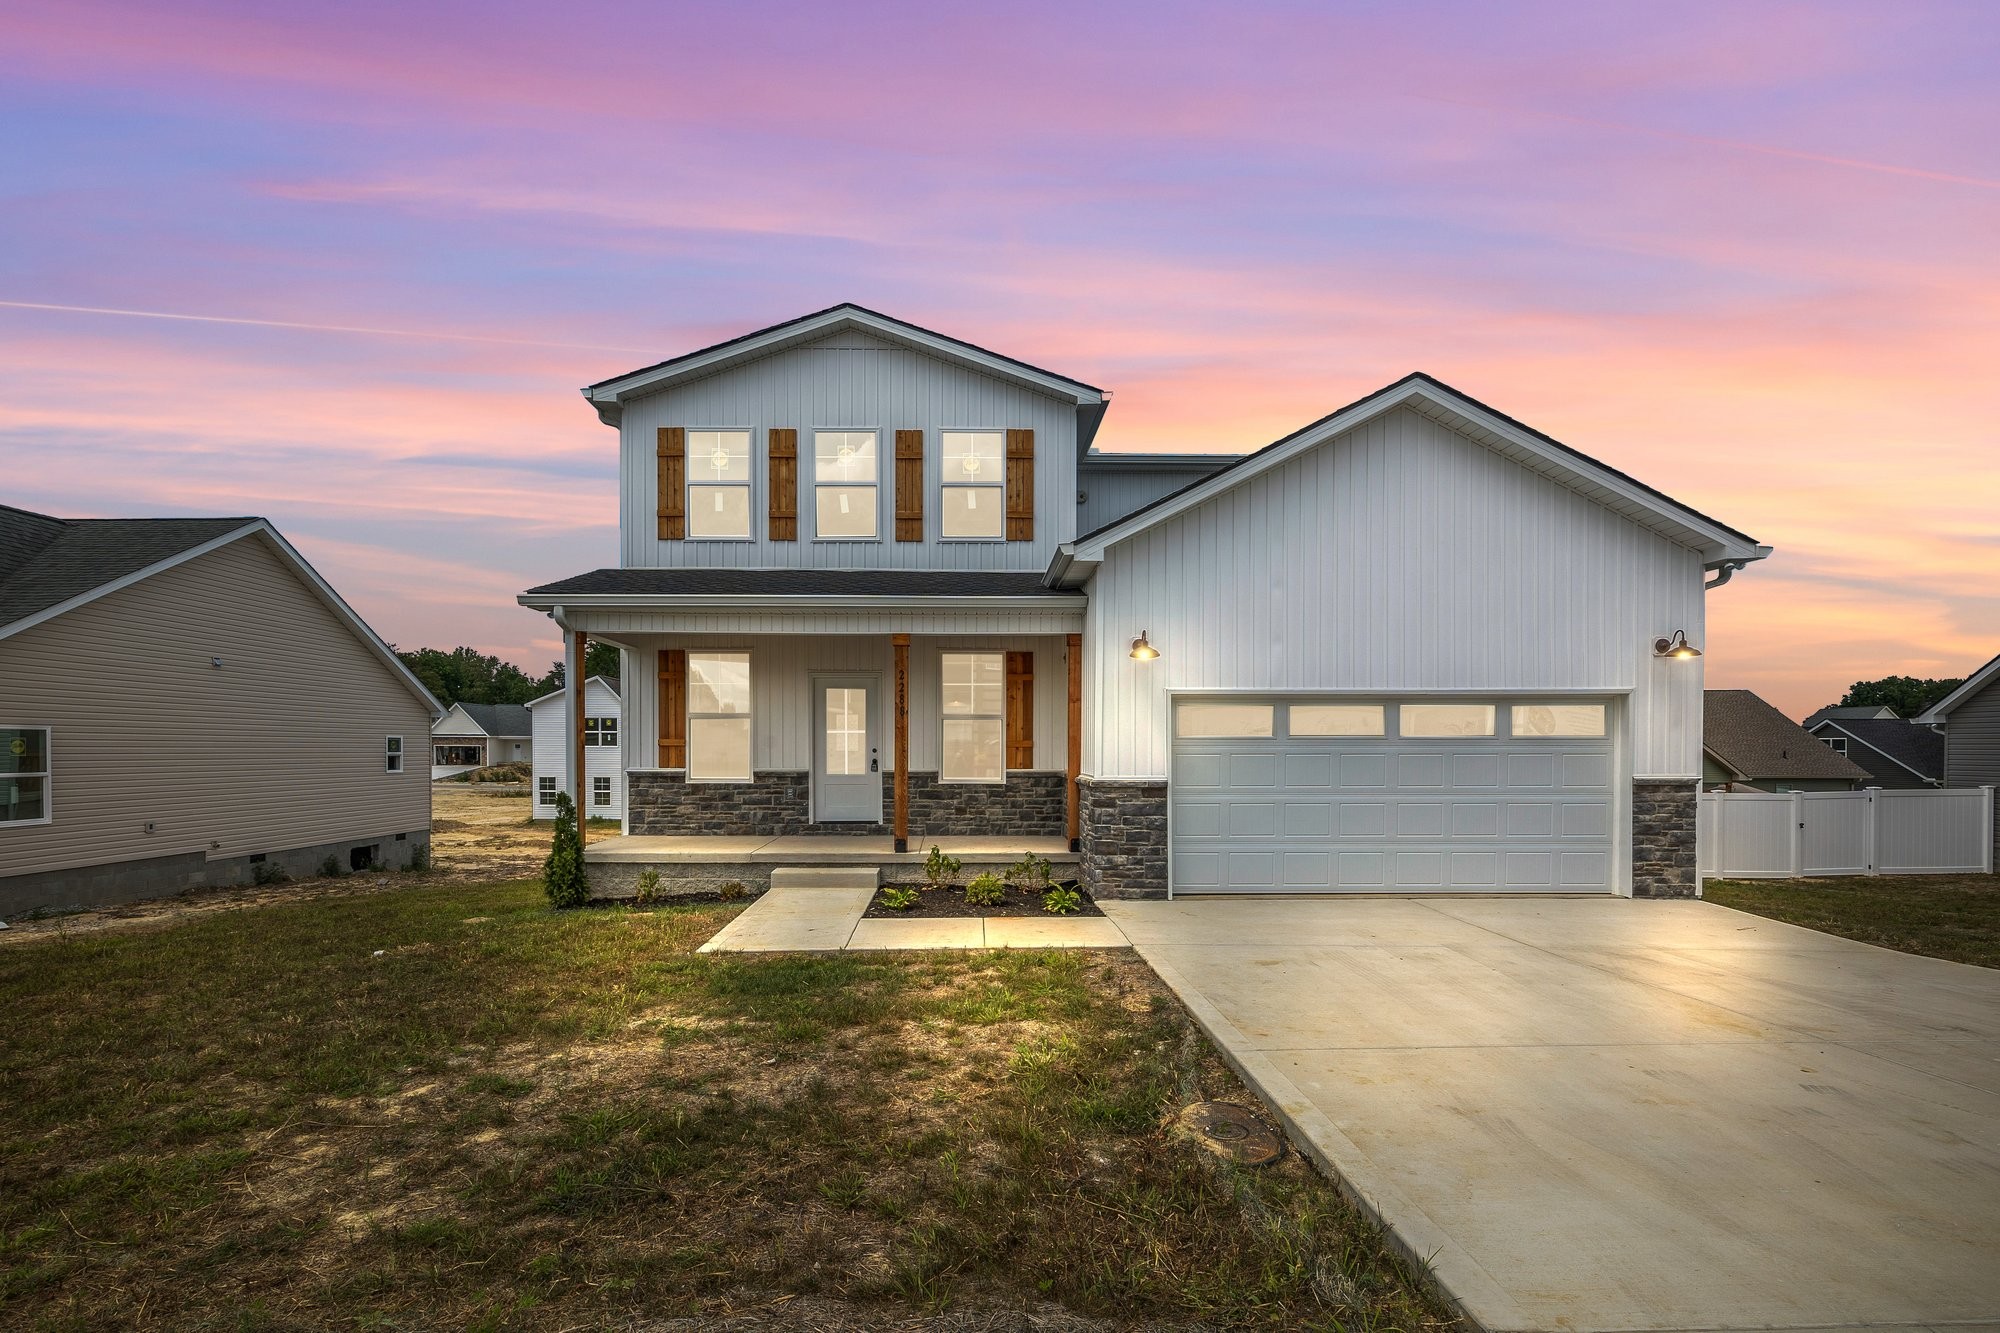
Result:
[626, 770, 1067, 841]
[1078, 777, 1168, 899]
[1631, 778, 1698, 898]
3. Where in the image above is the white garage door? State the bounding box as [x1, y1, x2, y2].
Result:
[1171, 698, 1618, 893]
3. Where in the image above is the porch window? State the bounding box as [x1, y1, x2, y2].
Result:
[584, 717, 618, 747]
[940, 652, 1003, 782]
[687, 430, 752, 539]
[940, 431, 1004, 539]
[2, 726, 51, 826]
[814, 430, 878, 539]
[687, 651, 752, 781]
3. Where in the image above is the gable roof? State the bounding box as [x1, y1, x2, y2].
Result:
[1802, 704, 1901, 728]
[0, 504, 440, 716]
[1809, 718, 1945, 784]
[1704, 690, 1869, 782]
[1916, 649, 2000, 723]
[442, 702, 533, 738]
[580, 304, 1109, 442]
[1054, 373, 1770, 582]
[526, 675, 622, 709]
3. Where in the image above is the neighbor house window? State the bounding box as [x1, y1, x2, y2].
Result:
[687, 430, 752, 539]
[1399, 704, 1496, 737]
[940, 431, 1004, 539]
[1821, 735, 1848, 755]
[435, 743, 484, 766]
[1511, 703, 1606, 738]
[538, 776, 558, 805]
[814, 430, 878, 538]
[593, 775, 612, 807]
[2, 726, 51, 825]
[585, 717, 618, 747]
[940, 652, 1003, 782]
[1288, 704, 1384, 737]
[1176, 702, 1274, 738]
[385, 736, 404, 773]
[687, 651, 752, 781]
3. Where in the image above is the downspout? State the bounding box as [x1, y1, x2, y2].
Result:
[1704, 559, 1749, 590]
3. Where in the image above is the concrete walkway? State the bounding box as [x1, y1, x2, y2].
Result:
[1103, 895, 2000, 1333]
[697, 886, 1127, 953]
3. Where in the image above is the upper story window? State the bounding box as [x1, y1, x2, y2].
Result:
[1822, 734, 1847, 755]
[687, 430, 752, 539]
[3, 726, 51, 825]
[814, 430, 878, 539]
[940, 431, 1004, 539]
[584, 717, 619, 747]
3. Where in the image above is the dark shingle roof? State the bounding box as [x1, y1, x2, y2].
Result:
[1813, 719, 1945, 784]
[0, 505, 256, 630]
[449, 702, 533, 737]
[1802, 704, 1900, 728]
[1704, 690, 1870, 782]
[523, 568, 1078, 599]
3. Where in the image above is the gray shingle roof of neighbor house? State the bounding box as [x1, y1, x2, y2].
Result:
[0, 504, 256, 630]
[1802, 704, 1901, 728]
[521, 568, 1081, 600]
[1813, 718, 1947, 783]
[1704, 689, 1872, 781]
[449, 702, 534, 737]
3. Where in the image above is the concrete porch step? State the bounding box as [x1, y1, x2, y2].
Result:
[769, 866, 881, 891]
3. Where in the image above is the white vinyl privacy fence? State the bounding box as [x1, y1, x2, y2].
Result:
[1699, 787, 1996, 879]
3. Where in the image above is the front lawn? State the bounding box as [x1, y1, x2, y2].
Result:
[1703, 873, 2000, 967]
[0, 880, 1455, 1330]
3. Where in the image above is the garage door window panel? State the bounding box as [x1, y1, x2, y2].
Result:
[1288, 704, 1385, 737]
[1178, 702, 1273, 738]
[1399, 703, 1496, 738]
[1511, 703, 1606, 737]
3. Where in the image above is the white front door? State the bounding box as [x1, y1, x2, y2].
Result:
[814, 676, 882, 822]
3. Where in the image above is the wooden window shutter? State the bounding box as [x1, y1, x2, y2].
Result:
[1005, 650, 1034, 770]
[656, 427, 686, 540]
[1005, 428, 1034, 541]
[658, 648, 687, 768]
[894, 429, 925, 541]
[768, 428, 798, 540]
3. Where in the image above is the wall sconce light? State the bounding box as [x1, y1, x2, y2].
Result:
[1129, 630, 1159, 662]
[1652, 630, 1701, 660]
[211, 656, 224, 669]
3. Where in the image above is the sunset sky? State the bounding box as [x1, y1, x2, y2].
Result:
[2, 0, 1995, 718]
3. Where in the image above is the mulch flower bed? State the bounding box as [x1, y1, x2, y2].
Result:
[863, 882, 1105, 919]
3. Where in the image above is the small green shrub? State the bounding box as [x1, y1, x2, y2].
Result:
[717, 880, 748, 902]
[405, 844, 431, 874]
[542, 791, 589, 909]
[881, 886, 920, 911]
[251, 861, 290, 886]
[1042, 886, 1083, 916]
[923, 845, 962, 890]
[633, 869, 662, 905]
[965, 873, 1005, 908]
[317, 855, 345, 879]
[1008, 852, 1054, 892]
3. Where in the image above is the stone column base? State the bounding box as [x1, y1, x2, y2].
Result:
[1632, 778, 1698, 898]
[1079, 777, 1169, 900]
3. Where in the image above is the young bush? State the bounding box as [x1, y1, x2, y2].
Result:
[881, 886, 920, 911]
[717, 880, 749, 902]
[1042, 886, 1083, 916]
[251, 861, 290, 886]
[405, 843, 432, 874]
[542, 791, 589, 909]
[964, 872, 1005, 908]
[317, 855, 345, 879]
[1007, 852, 1054, 892]
[633, 869, 662, 905]
[923, 844, 962, 890]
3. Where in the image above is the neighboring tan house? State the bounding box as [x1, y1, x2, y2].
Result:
[1703, 689, 1868, 792]
[431, 701, 532, 778]
[1917, 649, 2000, 866]
[519, 304, 1773, 899]
[1, 505, 440, 914]
[528, 676, 622, 819]
[1806, 716, 1944, 789]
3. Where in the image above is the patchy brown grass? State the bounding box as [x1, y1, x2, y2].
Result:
[0, 880, 1458, 1330]
[1704, 873, 2000, 967]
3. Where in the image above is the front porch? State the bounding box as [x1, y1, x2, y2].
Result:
[583, 832, 1078, 898]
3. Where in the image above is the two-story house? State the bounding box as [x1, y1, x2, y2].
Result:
[520, 305, 1769, 899]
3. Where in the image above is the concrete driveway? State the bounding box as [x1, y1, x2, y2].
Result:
[1103, 896, 2000, 1333]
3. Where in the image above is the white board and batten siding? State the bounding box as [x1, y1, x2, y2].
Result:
[1083, 406, 1707, 784]
[619, 634, 1072, 776]
[530, 677, 623, 820]
[1699, 787, 1996, 878]
[617, 329, 1080, 570]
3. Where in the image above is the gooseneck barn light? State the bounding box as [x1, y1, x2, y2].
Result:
[1129, 630, 1160, 662]
[1653, 630, 1702, 660]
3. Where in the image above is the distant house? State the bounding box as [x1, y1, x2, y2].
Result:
[1917, 650, 2000, 864]
[1, 505, 440, 915]
[527, 677, 621, 819]
[1805, 717, 1944, 789]
[430, 702, 532, 778]
[1801, 703, 1900, 729]
[1703, 690, 1868, 792]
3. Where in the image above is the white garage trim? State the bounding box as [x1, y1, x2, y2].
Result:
[1165, 691, 1632, 897]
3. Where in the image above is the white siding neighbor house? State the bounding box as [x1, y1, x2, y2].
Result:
[520, 305, 1769, 898]
[528, 676, 622, 819]
[430, 702, 532, 778]
[1, 506, 441, 915]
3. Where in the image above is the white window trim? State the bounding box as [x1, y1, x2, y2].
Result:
[939, 650, 1006, 784]
[537, 775, 559, 805]
[687, 648, 754, 783]
[811, 427, 882, 542]
[385, 735, 404, 773]
[2, 724, 52, 827]
[684, 426, 755, 542]
[938, 428, 1007, 543]
[1822, 735, 1848, 754]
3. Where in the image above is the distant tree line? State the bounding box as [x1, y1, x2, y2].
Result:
[396, 643, 621, 708]
[1818, 674, 1964, 721]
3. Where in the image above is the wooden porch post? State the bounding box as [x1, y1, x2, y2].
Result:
[1066, 632, 1082, 852]
[893, 633, 910, 852]
[571, 629, 588, 846]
